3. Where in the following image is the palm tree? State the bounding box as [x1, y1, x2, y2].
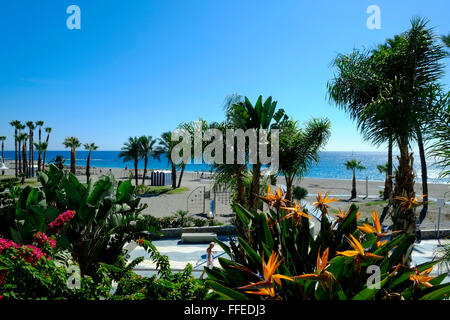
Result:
[9, 120, 21, 177]
[230, 96, 279, 210]
[157, 132, 177, 189]
[0, 136, 6, 164]
[33, 142, 48, 174]
[329, 17, 447, 234]
[328, 49, 396, 202]
[376, 163, 392, 201]
[26, 121, 35, 177]
[35, 121, 44, 171]
[83, 143, 99, 182]
[279, 118, 331, 202]
[344, 159, 366, 199]
[18, 133, 28, 178]
[63, 137, 81, 174]
[119, 137, 141, 186]
[138, 136, 159, 185]
[17, 124, 25, 175]
[42, 127, 52, 170]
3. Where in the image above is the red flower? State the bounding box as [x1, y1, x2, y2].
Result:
[48, 210, 76, 234]
[0, 238, 20, 254]
[33, 232, 56, 249]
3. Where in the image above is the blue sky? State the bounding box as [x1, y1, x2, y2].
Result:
[0, 0, 449, 151]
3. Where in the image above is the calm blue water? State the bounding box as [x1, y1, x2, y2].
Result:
[2, 150, 448, 183]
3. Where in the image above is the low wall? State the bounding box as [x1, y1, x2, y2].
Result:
[151, 225, 238, 239]
[420, 229, 450, 240]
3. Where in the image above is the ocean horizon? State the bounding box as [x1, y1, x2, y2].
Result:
[2, 150, 448, 183]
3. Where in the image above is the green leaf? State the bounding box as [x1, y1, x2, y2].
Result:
[206, 280, 249, 300]
[420, 283, 450, 300]
[352, 276, 389, 300]
[238, 237, 262, 267]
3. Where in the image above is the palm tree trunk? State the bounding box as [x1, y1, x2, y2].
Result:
[416, 127, 428, 224]
[142, 157, 148, 185]
[236, 165, 246, 208]
[251, 163, 261, 210]
[285, 175, 294, 203]
[134, 158, 139, 186]
[14, 130, 18, 177]
[38, 128, 42, 172]
[37, 151, 42, 173]
[43, 133, 50, 170]
[29, 131, 33, 177]
[177, 164, 185, 188]
[384, 137, 393, 200]
[351, 168, 357, 199]
[393, 141, 416, 234]
[86, 151, 91, 182]
[171, 163, 177, 189]
[71, 149, 76, 174]
[18, 139, 21, 175]
[22, 141, 27, 178]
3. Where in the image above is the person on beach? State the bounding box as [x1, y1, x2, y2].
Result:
[200, 242, 215, 279]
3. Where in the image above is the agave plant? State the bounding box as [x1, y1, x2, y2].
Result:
[205, 188, 450, 300]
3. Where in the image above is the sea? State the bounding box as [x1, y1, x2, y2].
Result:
[2, 150, 448, 183]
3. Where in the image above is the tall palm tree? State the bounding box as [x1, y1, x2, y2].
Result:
[63, 137, 81, 174]
[328, 49, 396, 201]
[0, 136, 6, 164]
[119, 137, 141, 186]
[230, 96, 279, 210]
[138, 136, 158, 185]
[9, 120, 21, 177]
[18, 133, 28, 178]
[328, 17, 447, 234]
[83, 143, 99, 182]
[17, 124, 25, 175]
[33, 142, 48, 174]
[35, 121, 44, 171]
[157, 132, 177, 189]
[26, 121, 35, 177]
[344, 159, 366, 199]
[42, 127, 52, 170]
[279, 118, 331, 202]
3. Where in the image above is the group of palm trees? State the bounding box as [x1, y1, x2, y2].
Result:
[118, 135, 161, 187]
[327, 17, 450, 233]
[8, 120, 52, 180]
[62, 137, 99, 182]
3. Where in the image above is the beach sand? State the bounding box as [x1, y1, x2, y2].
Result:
[2, 160, 449, 229]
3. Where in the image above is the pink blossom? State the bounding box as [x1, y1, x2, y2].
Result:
[47, 210, 76, 234]
[0, 238, 20, 254]
[33, 232, 56, 249]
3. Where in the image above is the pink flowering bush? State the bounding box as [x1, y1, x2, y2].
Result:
[33, 232, 56, 250]
[47, 210, 76, 234]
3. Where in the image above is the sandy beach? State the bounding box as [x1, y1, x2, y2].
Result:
[2, 160, 449, 229]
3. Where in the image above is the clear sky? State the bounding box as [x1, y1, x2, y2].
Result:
[0, 0, 449, 151]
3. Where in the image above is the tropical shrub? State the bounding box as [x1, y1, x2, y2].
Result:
[205, 188, 450, 300]
[4, 164, 159, 278]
